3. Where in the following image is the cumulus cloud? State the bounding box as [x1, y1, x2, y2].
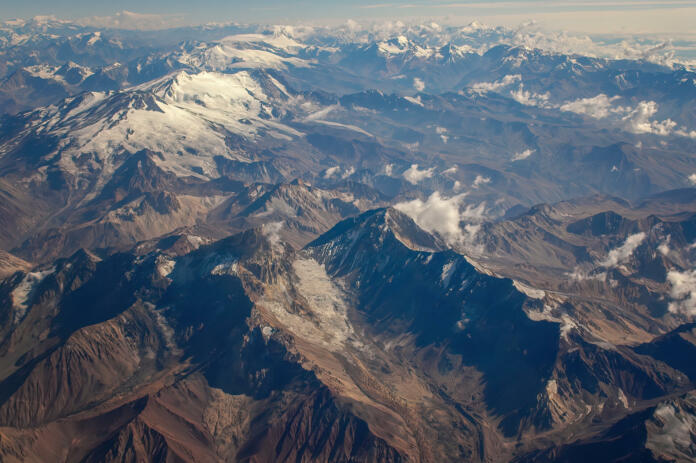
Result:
[394, 192, 486, 250]
[510, 84, 550, 107]
[383, 163, 394, 176]
[441, 166, 458, 175]
[599, 232, 646, 268]
[403, 164, 435, 184]
[558, 96, 693, 137]
[560, 94, 623, 119]
[470, 74, 521, 94]
[622, 101, 677, 136]
[667, 269, 696, 316]
[689, 173, 696, 185]
[472, 175, 491, 188]
[413, 77, 425, 91]
[511, 148, 535, 162]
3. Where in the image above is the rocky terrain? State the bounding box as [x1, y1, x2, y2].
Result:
[0, 17, 695, 462]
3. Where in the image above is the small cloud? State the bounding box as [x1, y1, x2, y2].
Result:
[403, 164, 435, 184]
[558, 97, 694, 138]
[599, 232, 646, 268]
[560, 94, 623, 119]
[567, 267, 606, 282]
[510, 84, 550, 107]
[341, 166, 356, 179]
[622, 101, 677, 136]
[324, 166, 340, 178]
[472, 175, 491, 188]
[470, 74, 521, 94]
[688, 173, 696, 185]
[394, 191, 486, 250]
[441, 166, 458, 175]
[262, 221, 284, 250]
[667, 269, 696, 316]
[658, 236, 671, 256]
[511, 148, 535, 162]
[383, 163, 394, 176]
[413, 77, 425, 92]
[323, 165, 355, 179]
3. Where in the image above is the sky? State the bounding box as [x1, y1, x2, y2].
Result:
[1, 1, 695, 37]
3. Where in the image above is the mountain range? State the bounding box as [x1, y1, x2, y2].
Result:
[0, 17, 695, 462]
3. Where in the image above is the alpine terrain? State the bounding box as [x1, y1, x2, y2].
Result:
[0, 13, 695, 463]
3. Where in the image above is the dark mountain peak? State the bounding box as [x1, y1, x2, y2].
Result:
[566, 210, 630, 236]
[170, 226, 294, 285]
[94, 149, 176, 204]
[308, 207, 444, 255]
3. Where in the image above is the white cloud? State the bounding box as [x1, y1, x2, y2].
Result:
[511, 148, 535, 161]
[689, 173, 696, 185]
[403, 164, 435, 184]
[599, 232, 646, 268]
[658, 236, 671, 256]
[510, 84, 550, 107]
[675, 129, 696, 139]
[667, 269, 696, 316]
[558, 96, 694, 137]
[472, 175, 491, 188]
[622, 101, 677, 136]
[470, 74, 521, 94]
[394, 192, 486, 250]
[441, 166, 458, 175]
[383, 163, 394, 176]
[341, 166, 356, 179]
[262, 221, 284, 250]
[324, 166, 340, 178]
[560, 94, 623, 119]
[413, 77, 425, 92]
[395, 192, 467, 244]
[323, 165, 355, 179]
[567, 267, 606, 281]
[435, 127, 449, 143]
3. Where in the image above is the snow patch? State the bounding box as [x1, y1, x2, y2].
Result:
[441, 261, 456, 287]
[262, 258, 360, 352]
[647, 403, 696, 456]
[513, 280, 546, 299]
[11, 268, 55, 324]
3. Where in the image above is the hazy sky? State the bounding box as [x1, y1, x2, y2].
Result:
[1, 1, 695, 36]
